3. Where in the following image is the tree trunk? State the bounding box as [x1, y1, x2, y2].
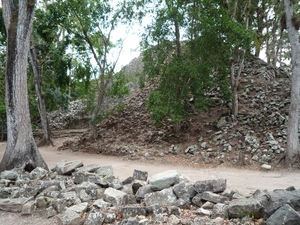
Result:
[284, 0, 300, 168]
[0, 0, 49, 172]
[29, 43, 53, 147]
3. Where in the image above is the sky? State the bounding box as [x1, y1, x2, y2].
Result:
[109, 23, 143, 72]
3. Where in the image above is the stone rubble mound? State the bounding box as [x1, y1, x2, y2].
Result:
[60, 56, 292, 168]
[0, 160, 299, 225]
[47, 100, 89, 130]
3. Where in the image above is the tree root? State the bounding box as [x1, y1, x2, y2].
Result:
[37, 135, 54, 147]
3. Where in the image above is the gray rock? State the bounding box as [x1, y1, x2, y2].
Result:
[211, 203, 229, 219]
[122, 205, 147, 218]
[228, 197, 263, 218]
[192, 194, 203, 207]
[201, 201, 215, 209]
[96, 165, 114, 177]
[93, 199, 111, 208]
[167, 214, 180, 225]
[36, 196, 52, 208]
[119, 217, 139, 225]
[200, 191, 229, 204]
[56, 160, 83, 175]
[75, 164, 101, 173]
[194, 207, 212, 216]
[216, 116, 227, 128]
[104, 213, 116, 223]
[46, 206, 57, 218]
[104, 187, 128, 206]
[0, 187, 18, 198]
[122, 183, 134, 195]
[132, 180, 146, 195]
[56, 209, 82, 225]
[30, 167, 49, 180]
[173, 182, 192, 202]
[135, 184, 154, 202]
[266, 204, 300, 225]
[185, 145, 199, 155]
[73, 172, 91, 184]
[174, 198, 191, 209]
[109, 177, 123, 190]
[68, 202, 88, 214]
[61, 191, 81, 207]
[88, 175, 109, 187]
[0, 197, 31, 212]
[262, 189, 300, 217]
[21, 200, 36, 215]
[133, 169, 148, 181]
[168, 145, 181, 155]
[0, 170, 18, 180]
[193, 178, 227, 193]
[122, 176, 133, 185]
[53, 198, 67, 213]
[144, 187, 177, 206]
[149, 170, 180, 191]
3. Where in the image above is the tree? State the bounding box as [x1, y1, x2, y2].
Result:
[143, 0, 252, 124]
[0, 0, 48, 172]
[56, 0, 137, 137]
[29, 43, 53, 147]
[284, 0, 300, 168]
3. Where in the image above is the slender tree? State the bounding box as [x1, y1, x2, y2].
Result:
[0, 0, 48, 172]
[284, 0, 300, 168]
[29, 42, 53, 147]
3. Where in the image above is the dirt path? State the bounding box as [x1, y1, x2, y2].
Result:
[0, 140, 299, 195]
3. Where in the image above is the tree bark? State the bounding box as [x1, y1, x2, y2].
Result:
[29, 43, 53, 147]
[0, 0, 48, 172]
[284, 0, 300, 168]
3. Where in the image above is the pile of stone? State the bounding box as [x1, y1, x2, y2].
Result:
[0, 161, 300, 225]
[47, 100, 89, 130]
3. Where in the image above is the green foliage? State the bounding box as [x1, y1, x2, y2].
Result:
[142, 0, 254, 124]
[44, 89, 69, 111]
[106, 71, 130, 98]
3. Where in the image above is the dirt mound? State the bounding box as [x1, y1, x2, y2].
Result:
[58, 56, 291, 169]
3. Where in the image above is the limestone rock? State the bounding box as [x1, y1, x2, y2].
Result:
[144, 187, 177, 206]
[149, 170, 180, 191]
[0, 197, 31, 212]
[133, 169, 148, 181]
[104, 187, 128, 206]
[266, 204, 300, 225]
[56, 160, 83, 175]
[84, 209, 105, 225]
[194, 178, 227, 193]
[56, 209, 82, 225]
[228, 197, 263, 218]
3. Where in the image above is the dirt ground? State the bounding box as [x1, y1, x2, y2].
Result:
[0, 138, 300, 224]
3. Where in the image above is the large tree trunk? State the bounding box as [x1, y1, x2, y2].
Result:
[29, 43, 53, 147]
[0, 0, 48, 172]
[284, 0, 300, 168]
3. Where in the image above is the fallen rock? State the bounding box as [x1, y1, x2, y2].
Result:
[266, 204, 300, 225]
[149, 170, 180, 191]
[194, 178, 227, 193]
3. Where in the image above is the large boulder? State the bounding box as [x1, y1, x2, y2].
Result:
[228, 197, 263, 218]
[193, 178, 227, 193]
[261, 189, 300, 217]
[144, 187, 177, 206]
[55, 160, 83, 175]
[266, 204, 300, 225]
[104, 187, 128, 206]
[149, 170, 180, 191]
[0, 197, 31, 212]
